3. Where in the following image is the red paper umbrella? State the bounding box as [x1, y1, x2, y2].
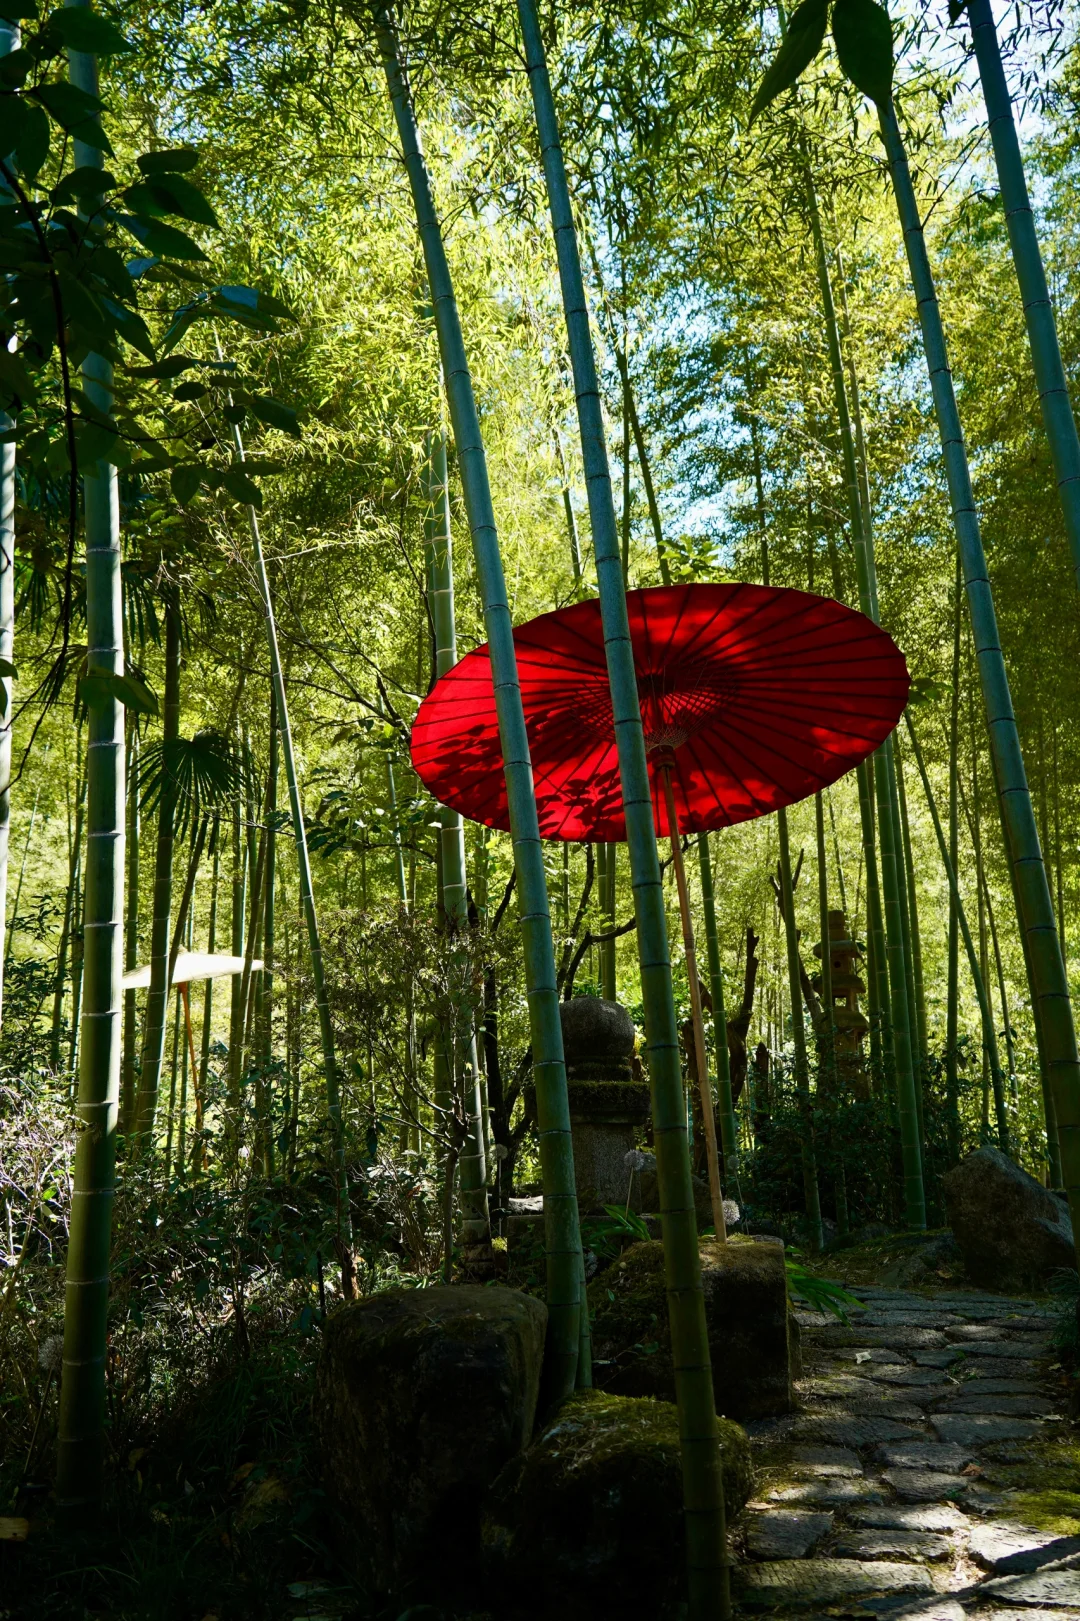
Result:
[411, 583, 909, 842]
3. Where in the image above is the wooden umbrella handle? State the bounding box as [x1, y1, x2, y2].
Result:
[660, 765, 727, 1246]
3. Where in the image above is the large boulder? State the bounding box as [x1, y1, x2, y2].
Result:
[943, 1145, 1075, 1291]
[483, 1388, 752, 1621]
[588, 1236, 796, 1419]
[315, 1284, 546, 1603]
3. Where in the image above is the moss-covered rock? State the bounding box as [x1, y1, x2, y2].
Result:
[588, 1236, 795, 1419]
[315, 1284, 546, 1604]
[482, 1388, 752, 1620]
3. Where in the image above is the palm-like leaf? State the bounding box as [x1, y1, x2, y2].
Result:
[138, 728, 249, 840]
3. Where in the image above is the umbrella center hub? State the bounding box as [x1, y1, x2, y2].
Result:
[643, 723, 690, 752]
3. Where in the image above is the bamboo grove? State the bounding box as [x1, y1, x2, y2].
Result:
[2, 0, 1080, 1603]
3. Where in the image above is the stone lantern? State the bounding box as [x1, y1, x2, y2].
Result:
[559, 997, 651, 1214]
[813, 907, 869, 1094]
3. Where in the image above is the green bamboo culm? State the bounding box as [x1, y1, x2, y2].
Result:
[55, 2, 126, 1513]
[0, 13, 18, 1033]
[697, 832, 740, 1200]
[514, 2, 730, 1612]
[133, 587, 180, 1144]
[803, 150, 923, 1224]
[229, 416, 356, 1294]
[877, 96, 1080, 1245]
[905, 716, 1010, 1150]
[776, 806, 824, 1249]
[422, 425, 490, 1251]
[966, 0, 1080, 591]
[372, 5, 584, 1400]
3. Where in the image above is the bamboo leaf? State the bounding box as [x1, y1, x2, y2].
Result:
[831, 0, 894, 106]
[750, 0, 828, 122]
[79, 669, 158, 715]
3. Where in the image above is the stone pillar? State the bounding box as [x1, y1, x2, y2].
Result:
[559, 998, 651, 1214]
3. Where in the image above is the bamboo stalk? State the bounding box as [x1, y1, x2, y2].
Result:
[227, 418, 355, 1292]
[374, 3, 583, 1397]
[121, 727, 140, 1135]
[968, 0, 1080, 591]
[906, 717, 1010, 1154]
[878, 99, 1076, 1188]
[515, 3, 729, 1609]
[697, 832, 741, 1199]
[946, 555, 962, 1164]
[777, 806, 824, 1249]
[660, 767, 726, 1243]
[134, 588, 181, 1143]
[422, 425, 488, 1249]
[56, 3, 126, 1511]
[0, 14, 18, 1033]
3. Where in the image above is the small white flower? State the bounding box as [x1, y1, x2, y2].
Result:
[38, 1334, 63, 1374]
[723, 1200, 741, 1225]
[624, 1150, 649, 1171]
[494, 1144, 508, 1161]
[238, 1146, 251, 1160]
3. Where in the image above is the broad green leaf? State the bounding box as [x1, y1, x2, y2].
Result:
[79, 668, 158, 715]
[31, 80, 104, 124]
[0, 48, 32, 87]
[0, 93, 27, 158]
[44, 8, 133, 55]
[51, 163, 114, 203]
[246, 395, 300, 438]
[750, 0, 828, 122]
[73, 420, 119, 466]
[222, 402, 245, 424]
[222, 467, 261, 507]
[15, 100, 48, 177]
[832, 0, 894, 106]
[0, 346, 35, 405]
[137, 147, 198, 175]
[948, 0, 968, 18]
[170, 463, 201, 504]
[172, 378, 207, 401]
[0, 657, 19, 678]
[100, 296, 154, 361]
[126, 173, 216, 227]
[121, 213, 207, 261]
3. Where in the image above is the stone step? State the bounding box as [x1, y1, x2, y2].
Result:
[929, 1413, 1042, 1446]
[767, 1477, 887, 1508]
[734, 1557, 934, 1608]
[744, 1508, 833, 1560]
[980, 1565, 1080, 1608]
[848, 1503, 969, 1532]
[968, 1520, 1080, 1574]
[880, 1467, 971, 1503]
[932, 1394, 1055, 1418]
[877, 1441, 974, 1471]
[830, 1526, 955, 1562]
[790, 1414, 923, 1448]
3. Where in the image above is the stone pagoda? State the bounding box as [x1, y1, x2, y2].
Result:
[812, 908, 869, 1093]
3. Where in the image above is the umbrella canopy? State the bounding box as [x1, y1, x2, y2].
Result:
[121, 951, 262, 991]
[411, 583, 909, 841]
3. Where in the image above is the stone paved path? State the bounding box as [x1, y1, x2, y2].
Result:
[735, 1285, 1077, 1618]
